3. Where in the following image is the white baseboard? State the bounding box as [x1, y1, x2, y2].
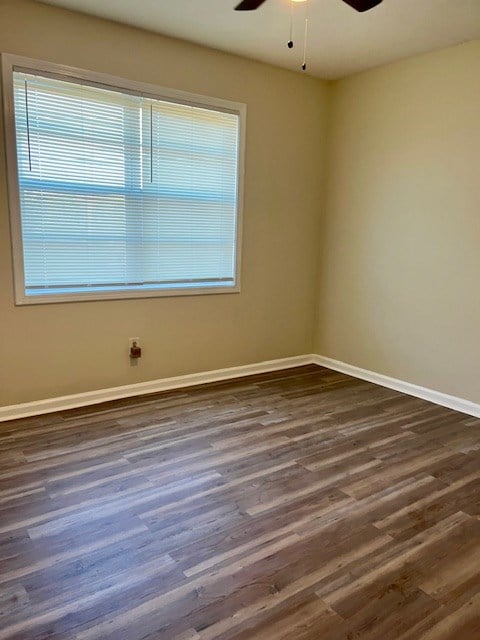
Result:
[0, 355, 316, 422]
[2, 353, 479, 423]
[313, 355, 480, 419]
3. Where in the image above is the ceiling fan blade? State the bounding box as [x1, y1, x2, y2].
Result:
[235, 0, 268, 10]
[342, 0, 383, 11]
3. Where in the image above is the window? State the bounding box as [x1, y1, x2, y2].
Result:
[2, 55, 245, 304]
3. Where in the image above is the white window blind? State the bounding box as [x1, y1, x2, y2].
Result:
[11, 69, 241, 301]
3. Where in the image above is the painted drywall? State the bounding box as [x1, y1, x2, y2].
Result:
[0, 0, 328, 405]
[315, 40, 480, 404]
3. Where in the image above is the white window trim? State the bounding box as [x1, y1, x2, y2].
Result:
[1, 53, 246, 305]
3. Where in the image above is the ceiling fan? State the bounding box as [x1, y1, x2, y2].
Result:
[235, 0, 383, 12]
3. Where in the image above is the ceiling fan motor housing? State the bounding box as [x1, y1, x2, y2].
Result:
[235, 0, 383, 11]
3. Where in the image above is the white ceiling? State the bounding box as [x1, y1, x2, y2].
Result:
[39, 0, 480, 79]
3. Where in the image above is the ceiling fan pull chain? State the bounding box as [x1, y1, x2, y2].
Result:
[302, 15, 309, 71]
[287, 0, 294, 48]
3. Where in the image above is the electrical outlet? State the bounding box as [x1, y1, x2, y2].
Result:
[128, 337, 142, 364]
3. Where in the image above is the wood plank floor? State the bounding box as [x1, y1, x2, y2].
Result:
[0, 365, 479, 639]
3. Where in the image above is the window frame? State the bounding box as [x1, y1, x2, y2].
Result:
[1, 53, 246, 305]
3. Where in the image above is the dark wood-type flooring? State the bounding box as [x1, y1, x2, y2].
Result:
[0, 365, 479, 639]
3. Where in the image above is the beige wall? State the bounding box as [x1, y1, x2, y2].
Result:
[315, 41, 480, 404]
[0, 0, 328, 405]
